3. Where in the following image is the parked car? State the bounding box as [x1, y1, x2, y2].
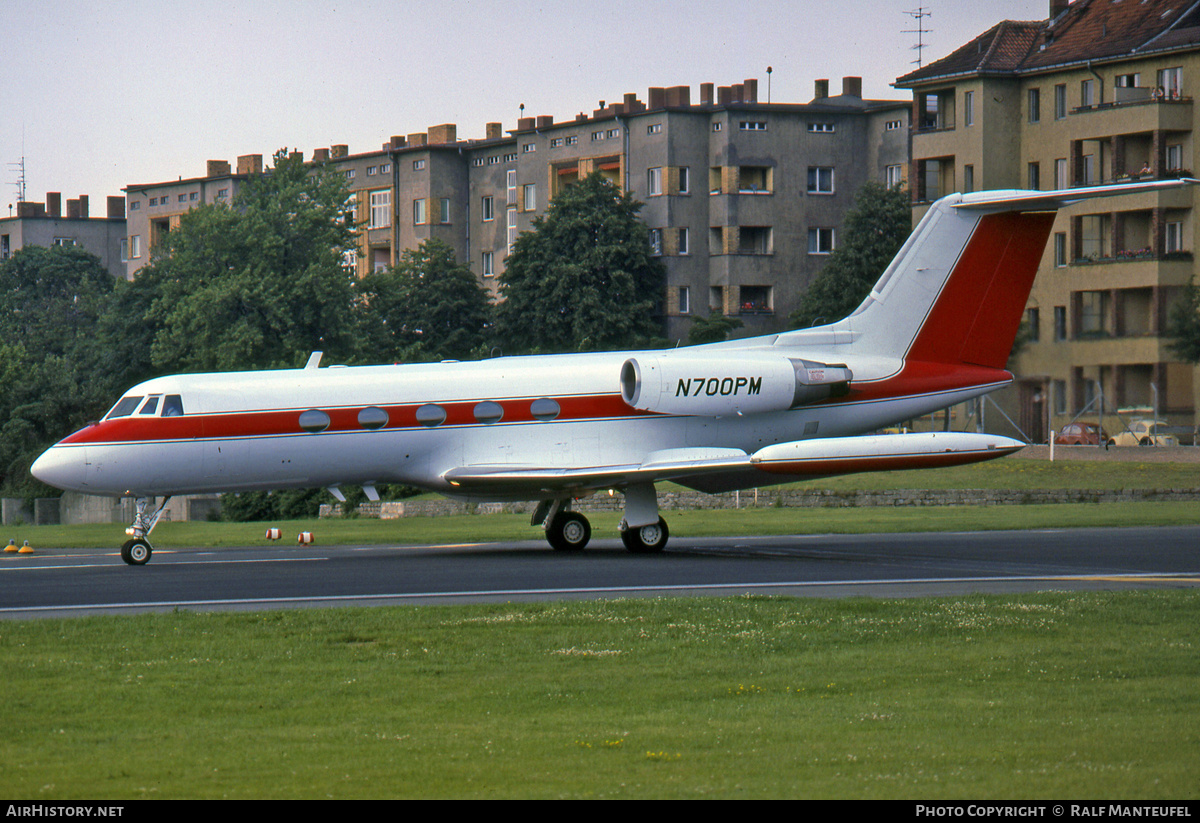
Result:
[1055, 422, 1107, 446]
[1107, 418, 1179, 447]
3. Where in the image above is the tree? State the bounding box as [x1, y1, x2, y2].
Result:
[357, 239, 491, 362]
[136, 149, 360, 373]
[686, 310, 743, 345]
[1166, 280, 1200, 363]
[789, 182, 911, 329]
[0, 246, 120, 495]
[494, 172, 665, 353]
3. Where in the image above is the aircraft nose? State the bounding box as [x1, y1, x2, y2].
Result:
[30, 446, 87, 492]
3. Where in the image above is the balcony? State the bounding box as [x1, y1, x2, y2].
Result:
[1069, 94, 1193, 133]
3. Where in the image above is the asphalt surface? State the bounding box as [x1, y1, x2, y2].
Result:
[1, 525, 1198, 618]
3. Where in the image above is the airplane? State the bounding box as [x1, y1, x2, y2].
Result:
[30, 180, 1190, 564]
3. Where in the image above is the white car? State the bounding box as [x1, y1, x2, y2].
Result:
[1108, 418, 1179, 447]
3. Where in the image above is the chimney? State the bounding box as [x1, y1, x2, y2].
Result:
[624, 92, 644, 113]
[66, 199, 80, 219]
[46, 192, 61, 218]
[485, 123, 503, 140]
[289, 150, 304, 162]
[207, 159, 231, 177]
[407, 133, 427, 147]
[700, 83, 714, 105]
[842, 76, 862, 98]
[107, 196, 125, 219]
[79, 195, 88, 218]
[330, 144, 349, 159]
[666, 86, 690, 107]
[389, 135, 406, 149]
[718, 86, 733, 105]
[427, 124, 457, 144]
[743, 79, 758, 103]
[313, 148, 330, 161]
[535, 115, 554, 129]
[237, 154, 263, 175]
[648, 87, 666, 109]
[1049, 0, 1069, 20]
[517, 117, 535, 131]
[814, 79, 829, 100]
[17, 202, 45, 218]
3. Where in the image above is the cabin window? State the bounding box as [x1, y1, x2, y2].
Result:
[106, 396, 143, 419]
[298, 409, 331, 433]
[163, 395, 184, 416]
[473, 401, 504, 424]
[415, 404, 446, 427]
[530, 398, 561, 422]
[138, 396, 160, 415]
[358, 407, 389, 430]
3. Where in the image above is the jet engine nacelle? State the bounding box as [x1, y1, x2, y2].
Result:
[620, 354, 851, 416]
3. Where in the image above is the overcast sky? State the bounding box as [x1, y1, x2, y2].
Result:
[2, 0, 1050, 209]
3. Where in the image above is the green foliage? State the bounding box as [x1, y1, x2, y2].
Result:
[137, 149, 360, 372]
[686, 310, 744, 345]
[1166, 279, 1200, 363]
[495, 173, 665, 353]
[357, 239, 492, 362]
[790, 182, 911, 329]
[0, 246, 120, 495]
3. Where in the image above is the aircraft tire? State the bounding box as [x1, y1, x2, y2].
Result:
[121, 538, 152, 566]
[620, 518, 669, 554]
[548, 511, 590, 552]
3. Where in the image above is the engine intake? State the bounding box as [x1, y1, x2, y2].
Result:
[620, 354, 851, 416]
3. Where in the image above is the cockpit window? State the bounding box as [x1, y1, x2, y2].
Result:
[163, 395, 184, 416]
[138, 396, 160, 415]
[105, 396, 143, 419]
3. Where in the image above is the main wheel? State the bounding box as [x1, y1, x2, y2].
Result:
[620, 518, 669, 554]
[121, 538, 152, 566]
[547, 511, 591, 552]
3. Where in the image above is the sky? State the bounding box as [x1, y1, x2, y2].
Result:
[1, 0, 1051, 210]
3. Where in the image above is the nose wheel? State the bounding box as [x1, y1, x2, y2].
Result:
[121, 538, 152, 566]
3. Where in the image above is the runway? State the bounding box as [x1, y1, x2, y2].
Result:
[2, 525, 1198, 618]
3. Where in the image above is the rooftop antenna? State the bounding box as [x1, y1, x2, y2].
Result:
[903, 7, 933, 68]
[7, 127, 27, 203]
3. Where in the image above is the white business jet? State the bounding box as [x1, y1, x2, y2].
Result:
[32, 182, 1184, 564]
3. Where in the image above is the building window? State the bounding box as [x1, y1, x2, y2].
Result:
[649, 228, 662, 255]
[413, 159, 425, 171]
[678, 286, 690, 315]
[1026, 307, 1040, 343]
[739, 121, 767, 131]
[1167, 145, 1184, 171]
[712, 122, 722, 132]
[130, 235, 142, 258]
[647, 123, 662, 134]
[1079, 291, 1107, 335]
[369, 190, 391, 229]
[1054, 84, 1067, 119]
[739, 226, 773, 254]
[482, 251, 494, 277]
[739, 166, 772, 194]
[439, 198, 451, 224]
[522, 143, 535, 153]
[507, 170, 517, 205]
[808, 122, 835, 133]
[1054, 232, 1067, 267]
[367, 166, 376, 175]
[1028, 88, 1040, 123]
[607, 129, 620, 138]
[550, 138, 563, 148]
[481, 196, 494, 221]
[1053, 380, 1067, 416]
[344, 170, 355, 179]
[522, 184, 536, 212]
[1081, 79, 1096, 108]
[807, 227, 834, 254]
[963, 164, 974, 193]
[119, 237, 127, 262]
[506, 208, 517, 256]
[1055, 158, 1068, 189]
[1054, 306, 1067, 341]
[964, 91, 974, 126]
[647, 167, 663, 196]
[1028, 162, 1041, 190]
[678, 227, 689, 255]
[1158, 67, 1183, 98]
[1167, 221, 1184, 253]
[807, 166, 834, 194]
[678, 166, 690, 194]
[566, 136, 577, 145]
[413, 198, 427, 225]
[886, 165, 904, 189]
[885, 119, 903, 130]
[592, 131, 605, 141]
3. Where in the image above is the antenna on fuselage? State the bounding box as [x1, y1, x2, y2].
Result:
[304, 351, 323, 370]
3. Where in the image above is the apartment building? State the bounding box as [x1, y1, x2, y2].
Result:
[122, 77, 909, 342]
[1, 193, 126, 279]
[896, 0, 1200, 440]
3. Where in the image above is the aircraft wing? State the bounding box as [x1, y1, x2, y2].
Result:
[442, 432, 1024, 496]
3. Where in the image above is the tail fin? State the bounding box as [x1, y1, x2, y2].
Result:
[796, 181, 1194, 369]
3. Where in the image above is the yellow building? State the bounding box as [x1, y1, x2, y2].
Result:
[896, 0, 1200, 442]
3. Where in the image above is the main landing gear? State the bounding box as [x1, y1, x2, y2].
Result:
[120, 496, 171, 566]
[534, 484, 669, 554]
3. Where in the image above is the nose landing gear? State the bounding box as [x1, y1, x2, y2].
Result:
[120, 496, 171, 565]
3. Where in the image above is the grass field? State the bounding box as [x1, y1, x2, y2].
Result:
[1, 591, 1196, 799]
